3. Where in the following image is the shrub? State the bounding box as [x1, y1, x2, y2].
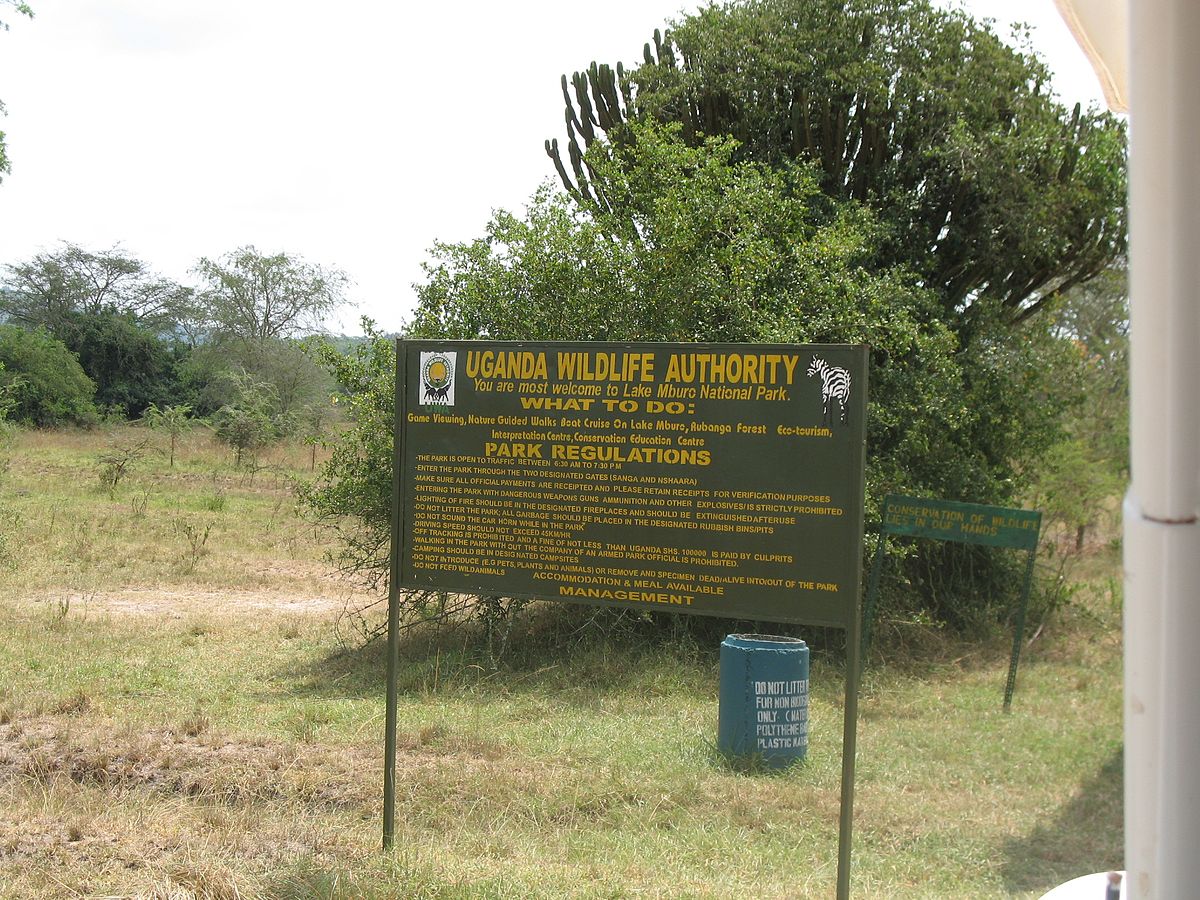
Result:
[0, 325, 97, 426]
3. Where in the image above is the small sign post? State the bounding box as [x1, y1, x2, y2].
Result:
[386, 341, 868, 898]
[863, 494, 1042, 710]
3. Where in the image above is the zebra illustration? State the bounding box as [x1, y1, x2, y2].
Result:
[807, 356, 852, 425]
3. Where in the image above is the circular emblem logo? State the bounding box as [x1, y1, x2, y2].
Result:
[422, 352, 454, 402]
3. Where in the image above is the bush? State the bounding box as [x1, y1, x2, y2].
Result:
[297, 323, 394, 592]
[0, 325, 97, 426]
[211, 370, 280, 467]
[56, 309, 188, 419]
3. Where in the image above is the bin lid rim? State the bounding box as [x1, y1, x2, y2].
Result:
[726, 633, 807, 645]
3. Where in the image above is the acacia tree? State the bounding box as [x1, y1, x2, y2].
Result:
[192, 247, 348, 343]
[187, 247, 346, 423]
[141, 402, 193, 468]
[1050, 265, 1129, 470]
[211, 370, 279, 468]
[0, 243, 194, 335]
[1031, 266, 1129, 551]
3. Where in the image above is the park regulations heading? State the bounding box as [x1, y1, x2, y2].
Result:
[395, 341, 868, 627]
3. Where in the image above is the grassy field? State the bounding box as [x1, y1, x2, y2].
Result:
[0, 427, 1123, 898]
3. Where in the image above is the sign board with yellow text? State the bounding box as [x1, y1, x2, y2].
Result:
[395, 341, 868, 627]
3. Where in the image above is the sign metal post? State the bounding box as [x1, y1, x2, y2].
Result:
[382, 343, 409, 850]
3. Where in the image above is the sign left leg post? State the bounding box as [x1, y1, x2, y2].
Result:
[383, 577, 401, 848]
[384, 341, 406, 850]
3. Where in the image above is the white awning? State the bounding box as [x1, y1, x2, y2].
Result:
[1054, 0, 1128, 111]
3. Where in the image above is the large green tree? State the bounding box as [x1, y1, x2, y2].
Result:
[1, 243, 193, 335]
[307, 0, 1126, 633]
[547, 0, 1126, 328]
[191, 246, 348, 343]
[534, 0, 1126, 628]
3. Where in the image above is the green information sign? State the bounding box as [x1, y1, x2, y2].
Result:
[864, 493, 1042, 710]
[880, 495, 1041, 550]
[395, 341, 868, 628]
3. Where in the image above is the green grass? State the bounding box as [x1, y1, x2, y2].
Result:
[0, 427, 1122, 898]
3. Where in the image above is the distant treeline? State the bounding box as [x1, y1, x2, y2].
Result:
[0, 243, 376, 435]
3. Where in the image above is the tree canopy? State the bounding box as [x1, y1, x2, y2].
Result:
[0, 243, 193, 335]
[0, 245, 199, 417]
[547, 0, 1126, 329]
[192, 246, 348, 343]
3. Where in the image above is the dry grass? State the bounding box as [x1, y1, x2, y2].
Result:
[2, 424, 347, 602]
[0, 428, 1124, 898]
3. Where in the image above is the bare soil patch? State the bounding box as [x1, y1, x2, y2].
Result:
[19, 583, 360, 619]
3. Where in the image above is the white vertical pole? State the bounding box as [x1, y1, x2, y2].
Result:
[1122, 501, 1163, 898]
[1129, 5, 1200, 518]
[1150, 520, 1200, 896]
[1126, 0, 1200, 896]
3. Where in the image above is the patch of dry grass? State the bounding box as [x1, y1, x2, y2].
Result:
[0, 428, 1124, 898]
[1, 425, 349, 602]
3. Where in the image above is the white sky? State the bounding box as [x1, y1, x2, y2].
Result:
[0, 1, 1110, 335]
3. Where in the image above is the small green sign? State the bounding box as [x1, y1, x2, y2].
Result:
[865, 494, 1042, 711]
[881, 495, 1041, 550]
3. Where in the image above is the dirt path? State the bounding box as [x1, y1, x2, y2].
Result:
[20, 583, 361, 619]
[29, 588, 348, 619]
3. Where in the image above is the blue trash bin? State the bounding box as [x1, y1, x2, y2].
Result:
[718, 633, 809, 768]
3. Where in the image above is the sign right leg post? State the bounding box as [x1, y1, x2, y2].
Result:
[837, 620, 861, 899]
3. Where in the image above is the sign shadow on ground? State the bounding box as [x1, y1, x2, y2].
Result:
[999, 747, 1123, 895]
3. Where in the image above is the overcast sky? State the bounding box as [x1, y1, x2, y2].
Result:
[0, 1, 1109, 335]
